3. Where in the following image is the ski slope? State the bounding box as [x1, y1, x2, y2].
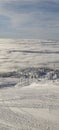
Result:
[0, 39, 59, 130]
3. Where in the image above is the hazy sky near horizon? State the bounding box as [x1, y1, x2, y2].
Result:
[0, 0, 59, 40]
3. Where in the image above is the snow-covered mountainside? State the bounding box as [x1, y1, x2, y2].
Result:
[0, 39, 59, 130]
[0, 39, 59, 88]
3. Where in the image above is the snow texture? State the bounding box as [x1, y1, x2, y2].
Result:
[0, 39, 59, 130]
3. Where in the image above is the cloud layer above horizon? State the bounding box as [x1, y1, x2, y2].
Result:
[0, 0, 59, 40]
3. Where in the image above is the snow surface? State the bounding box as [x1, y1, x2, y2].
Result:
[0, 39, 59, 130]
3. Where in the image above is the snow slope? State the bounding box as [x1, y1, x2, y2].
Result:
[0, 39, 59, 130]
[0, 81, 59, 130]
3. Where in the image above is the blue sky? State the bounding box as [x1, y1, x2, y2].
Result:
[0, 0, 59, 40]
